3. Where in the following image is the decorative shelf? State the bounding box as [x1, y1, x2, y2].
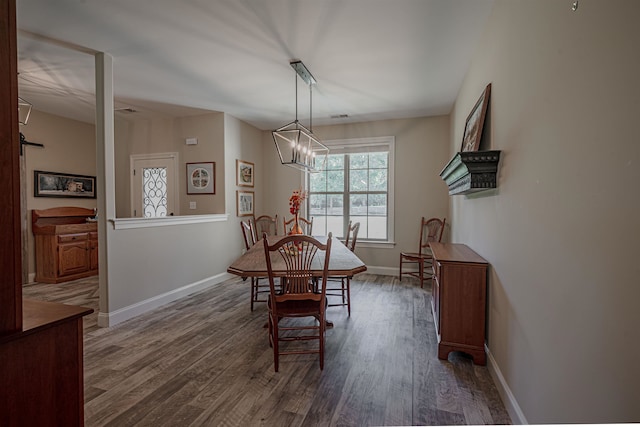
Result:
[440, 150, 501, 195]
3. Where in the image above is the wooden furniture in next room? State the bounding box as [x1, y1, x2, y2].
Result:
[32, 206, 98, 283]
[430, 242, 488, 365]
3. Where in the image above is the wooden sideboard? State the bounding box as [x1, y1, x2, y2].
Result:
[430, 242, 488, 365]
[0, 299, 93, 426]
[32, 207, 98, 283]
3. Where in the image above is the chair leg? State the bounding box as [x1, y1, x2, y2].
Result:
[271, 313, 279, 372]
[346, 277, 351, 317]
[399, 254, 403, 281]
[250, 277, 255, 311]
[319, 312, 325, 370]
[419, 260, 424, 288]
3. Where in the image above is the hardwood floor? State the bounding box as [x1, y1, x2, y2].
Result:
[22, 274, 511, 426]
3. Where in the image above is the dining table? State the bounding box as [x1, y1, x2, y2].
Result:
[227, 235, 367, 279]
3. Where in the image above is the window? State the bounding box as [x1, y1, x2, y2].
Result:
[308, 137, 394, 242]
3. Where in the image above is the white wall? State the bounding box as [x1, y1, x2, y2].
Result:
[263, 117, 451, 271]
[451, 0, 640, 423]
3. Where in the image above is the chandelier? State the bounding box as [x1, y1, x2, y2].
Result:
[272, 60, 329, 173]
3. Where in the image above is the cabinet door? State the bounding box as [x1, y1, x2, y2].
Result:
[89, 239, 98, 271]
[58, 241, 89, 277]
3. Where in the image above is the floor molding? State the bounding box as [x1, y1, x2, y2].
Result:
[97, 272, 234, 327]
[486, 344, 528, 424]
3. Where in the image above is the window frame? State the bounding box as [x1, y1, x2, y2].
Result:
[306, 136, 395, 245]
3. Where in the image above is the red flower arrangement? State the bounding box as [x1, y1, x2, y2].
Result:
[289, 189, 307, 215]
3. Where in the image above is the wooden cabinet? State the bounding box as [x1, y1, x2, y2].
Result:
[0, 300, 93, 426]
[430, 242, 488, 365]
[32, 207, 98, 284]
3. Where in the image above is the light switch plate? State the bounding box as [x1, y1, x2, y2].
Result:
[189, 201, 196, 209]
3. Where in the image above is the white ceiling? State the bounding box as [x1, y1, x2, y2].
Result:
[16, 0, 493, 130]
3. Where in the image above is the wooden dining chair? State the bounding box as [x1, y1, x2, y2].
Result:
[240, 219, 267, 311]
[283, 216, 313, 235]
[399, 217, 446, 288]
[263, 232, 332, 371]
[253, 214, 278, 241]
[326, 221, 360, 316]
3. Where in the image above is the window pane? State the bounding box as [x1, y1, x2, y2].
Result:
[350, 194, 367, 215]
[368, 216, 387, 239]
[327, 170, 344, 192]
[351, 215, 368, 239]
[326, 194, 343, 216]
[350, 169, 367, 192]
[370, 152, 388, 168]
[350, 153, 368, 169]
[314, 215, 327, 236]
[143, 167, 167, 218]
[326, 216, 344, 238]
[369, 194, 387, 216]
[309, 194, 326, 216]
[310, 171, 326, 192]
[369, 169, 387, 191]
[327, 154, 344, 170]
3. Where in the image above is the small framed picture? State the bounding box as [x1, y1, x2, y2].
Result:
[186, 162, 215, 194]
[236, 159, 254, 187]
[34, 170, 96, 198]
[461, 83, 491, 152]
[236, 190, 254, 216]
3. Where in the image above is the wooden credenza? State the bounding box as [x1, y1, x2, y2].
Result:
[32, 207, 98, 283]
[430, 242, 488, 365]
[0, 300, 93, 426]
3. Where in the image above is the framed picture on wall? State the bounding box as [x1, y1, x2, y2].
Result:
[236, 159, 254, 187]
[460, 83, 491, 152]
[186, 162, 215, 194]
[236, 190, 254, 216]
[34, 170, 96, 198]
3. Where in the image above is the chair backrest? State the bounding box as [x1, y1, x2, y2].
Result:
[240, 219, 255, 251]
[283, 216, 313, 235]
[419, 217, 446, 255]
[344, 221, 360, 252]
[263, 233, 332, 305]
[254, 214, 278, 238]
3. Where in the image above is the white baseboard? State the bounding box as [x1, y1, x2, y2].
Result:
[485, 344, 528, 424]
[97, 272, 234, 328]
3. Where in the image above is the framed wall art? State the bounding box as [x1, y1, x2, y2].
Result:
[186, 162, 215, 194]
[460, 83, 491, 152]
[236, 159, 254, 187]
[34, 170, 96, 198]
[236, 190, 254, 216]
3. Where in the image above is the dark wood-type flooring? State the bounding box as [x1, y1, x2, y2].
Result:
[23, 273, 511, 426]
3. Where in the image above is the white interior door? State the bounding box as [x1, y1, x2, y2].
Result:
[131, 153, 178, 217]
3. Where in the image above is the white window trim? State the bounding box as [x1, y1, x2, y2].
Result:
[308, 136, 395, 244]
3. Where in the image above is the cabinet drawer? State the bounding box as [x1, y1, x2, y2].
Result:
[58, 233, 88, 243]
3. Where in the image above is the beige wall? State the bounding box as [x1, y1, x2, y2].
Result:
[263, 116, 451, 270]
[114, 112, 225, 217]
[451, 0, 640, 423]
[21, 109, 97, 279]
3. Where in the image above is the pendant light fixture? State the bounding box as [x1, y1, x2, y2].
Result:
[272, 60, 329, 173]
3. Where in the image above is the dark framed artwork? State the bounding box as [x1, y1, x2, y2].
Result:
[34, 170, 96, 198]
[186, 162, 215, 194]
[460, 83, 491, 152]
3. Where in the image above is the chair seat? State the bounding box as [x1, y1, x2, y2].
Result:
[399, 251, 431, 260]
[269, 296, 322, 317]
